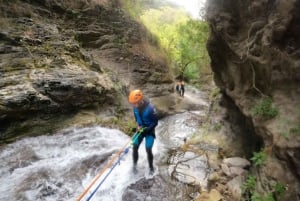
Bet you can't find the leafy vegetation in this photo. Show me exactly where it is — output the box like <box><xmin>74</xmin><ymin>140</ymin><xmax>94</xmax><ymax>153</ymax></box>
<box><xmin>121</xmin><ymin>0</ymin><xmax>166</xmax><ymax>18</ymax></box>
<box><xmin>243</xmin><ymin>174</ymin><xmax>286</xmax><ymax>201</ymax></box>
<box><xmin>289</xmin><ymin>126</ymin><xmax>300</xmax><ymax>135</ymax></box>
<box><xmin>264</xmin><ymin>193</ymin><xmax>275</xmax><ymax>201</ymax></box>
<box><xmin>282</xmin><ymin>125</ymin><xmax>300</xmax><ymax>138</ymax></box>
<box><xmin>297</xmin><ymin>106</ymin><xmax>300</xmax><ymax>116</ymax></box>
<box><xmin>213</xmin><ymin>123</ymin><xmax>222</xmax><ymax>132</ymax></box>
<box><xmin>96</xmin><ymin>116</ymin><xmax>137</xmax><ymax>136</ymax></box>
<box><xmin>141</xmin><ymin>9</ymin><xmax>210</xmax><ymax>82</ymax></box>
<box><xmin>250</xmin><ymin>193</ymin><xmax>263</xmax><ymax>201</ymax></box>
<box><xmin>277</xmin><ymin>116</ymin><xmax>300</xmax><ymax>139</ymax></box>
<box><xmin>250</xmin><ymin>150</ymin><xmax>267</xmax><ymax>166</ymax></box>
<box><xmin>251</xmin><ymin>98</ymin><xmax>278</xmax><ymax>119</ymax></box>
<box><xmin>243</xmin><ymin>175</ymin><xmax>257</xmax><ymax>194</ymax></box>
<box><xmin>122</xmin><ymin>0</ymin><xmax>210</xmax><ymax>83</ymax></box>
<box><xmin>274</xmin><ymin>182</ymin><xmax>286</xmax><ymax>198</ymax></box>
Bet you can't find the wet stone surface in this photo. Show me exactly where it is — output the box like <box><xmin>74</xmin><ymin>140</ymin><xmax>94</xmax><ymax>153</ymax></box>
<box><xmin>122</xmin><ymin>175</ymin><xmax>199</xmax><ymax>201</ymax></box>
<box><xmin>122</xmin><ymin>176</ymin><xmax>176</xmax><ymax>201</ymax></box>
<box><xmin>168</xmin><ymin>150</ymin><xmax>212</xmax><ymax>190</ymax></box>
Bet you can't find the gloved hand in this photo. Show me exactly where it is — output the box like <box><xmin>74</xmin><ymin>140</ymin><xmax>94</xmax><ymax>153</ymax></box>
<box><xmin>139</xmin><ymin>127</ymin><xmax>148</xmax><ymax>136</ymax></box>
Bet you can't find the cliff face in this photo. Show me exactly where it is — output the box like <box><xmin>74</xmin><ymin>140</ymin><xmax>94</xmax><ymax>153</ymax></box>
<box><xmin>206</xmin><ymin>0</ymin><xmax>300</xmax><ymax>199</ymax></box>
<box><xmin>0</xmin><ymin>0</ymin><xmax>173</xmax><ymax>141</ymax></box>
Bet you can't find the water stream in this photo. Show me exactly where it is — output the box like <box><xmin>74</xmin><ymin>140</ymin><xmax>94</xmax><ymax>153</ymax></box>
<box><xmin>0</xmin><ymin>86</ymin><xmax>212</xmax><ymax>201</ymax></box>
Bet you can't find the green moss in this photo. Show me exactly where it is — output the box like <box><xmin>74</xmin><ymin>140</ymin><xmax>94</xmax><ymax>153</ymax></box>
<box><xmin>283</xmin><ymin>125</ymin><xmax>300</xmax><ymax>139</ymax></box>
<box><xmin>210</xmin><ymin>87</ymin><xmax>220</xmax><ymax>98</ymax></box>
<box><xmin>279</xmin><ymin>118</ymin><xmax>300</xmax><ymax>139</ymax></box>
<box><xmin>96</xmin><ymin>116</ymin><xmax>136</xmax><ymax>137</ymax></box>
<box><xmin>213</xmin><ymin>123</ymin><xmax>222</xmax><ymax>132</ymax></box>
<box><xmin>251</xmin><ymin>98</ymin><xmax>278</xmax><ymax>119</ymax></box>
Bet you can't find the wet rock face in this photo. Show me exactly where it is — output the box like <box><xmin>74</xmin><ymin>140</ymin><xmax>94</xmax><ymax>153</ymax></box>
<box><xmin>122</xmin><ymin>177</ymin><xmax>177</xmax><ymax>201</ymax></box>
<box><xmin>0</xmin><ymin>0</ymin><xmax>173</xmax><ymax>140</ymax></box>
<box><xmin>0</xmin><ymin>7</ymin><xmax>119</xmax><ymax>139</ymax></box>
<box><xmin>206</xmin><ymin>0</ymin><xmax>300</xmax><ymax>199</ymax></box>
<box><xmin>122</xmin><ymin>176</ymin><xmax>197</xmax><ymax>201</ymax></box>
<box><xmin>0</xmin><ymin>4</ymin><xmax>118</xmax><ymax>107</ymax></box>
<box><xmin>207</xmin><ymin>0</ymin><xmax>300</xmax><ymax>95</ymax></box>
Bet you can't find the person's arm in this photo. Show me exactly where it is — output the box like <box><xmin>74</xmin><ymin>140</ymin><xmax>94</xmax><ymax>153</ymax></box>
<box><xmin>144</xmin><ymin>105</ymin><xmax>158</xmax><ymax>133</ymax></box>
<box><xmin>133</xmin><ymin>108</ymin><xmax>140</xmax><ymax>129</ymax></box>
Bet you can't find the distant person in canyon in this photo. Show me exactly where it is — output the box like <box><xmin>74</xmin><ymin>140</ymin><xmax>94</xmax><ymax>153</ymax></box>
<box><xmin>175</xmin><ymin>79</ymin><xmax>185</xmax><ymax>97</ymax></box>
<box><xmin>175</xmin><ymin>80</ymin><xmax>181</xmax><ymax>94</ymax></box>
<box><xmin>128</xmin><ymin>89</ymin><xmax>158</xmax><ymax>174</ymax></box>
<box><xmin>179</xmin><ymin>80</ymin><xmax>185</xmax><ymax>97</ymax></box>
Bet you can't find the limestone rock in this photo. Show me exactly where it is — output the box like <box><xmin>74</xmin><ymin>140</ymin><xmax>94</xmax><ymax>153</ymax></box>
<box><xmin>226</xmin><ymin>176</ymin><xmax>244</xmax><ymax>201</ymax></box>
<box><xmin>196</xmin><ymin>189</ymin><xmax>222</xmax><ymax>201</ymax></box>
<box><xmin>223</xmin><ymin>157</ymin><xmax>250</xmax><ymax>168</ymax></box>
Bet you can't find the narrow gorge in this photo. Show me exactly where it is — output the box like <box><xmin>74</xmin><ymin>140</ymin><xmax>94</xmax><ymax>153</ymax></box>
<box><xmin>0</xmin><ymin>0</ymin><xmax>299</xmax><ymax>201</ymax></box>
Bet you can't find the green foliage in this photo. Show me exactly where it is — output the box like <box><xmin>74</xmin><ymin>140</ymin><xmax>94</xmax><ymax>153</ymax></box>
<box><xmin>213</xmin><ymin>123</ymin><xmax>222</xmax><ymax>132</ymax></box>
<box><xmin>289</xmin><ymin>126</ymin><xmax>300</xmax><ymax>135</ymax></box>
<box><xmin>242</xmin><ymin>174</ymin><xmax>287</xmax><ymax>201</ymax></box>
<box><xmin>122</xmin><ymin>0</ymin><xmax>166</xmax><ymax>19</ymax></box>
<box><xmin>181</xmin><ymin>21</ymin><xmax>210</xmax><ymax>81</ymax></box>
<box><xmin>121</xmin><ymin>0</ymin><xmax>144</xmax><ymax>18</ymax></box>
<box><xmin>278</xmin><ymin>116</ymin><xmax>300</xmax><ymax>139</ymax></box>
<box><xmin>250</xmin><ymin>193</ymin><xmax>275</xmax><ymax>201</ymax></box>
<box><xmin>252</xmin><ymin>98</ymin><xmax>279</xmax><ymax>119</ymax></box>
<box><xmin>274</xmin><ymin>182</ymin><xmax>286</xmax><ymax>198</ymax></box>
<box><xmin>281</xmin><ymin>131</ymin><xmax>289</xmax><ymax>139</ymax></box>
<box><xmin>140</xmin><ymin>6</ymin><xmax>189</xmax><ymax>49</ymax></box>
<box><xmin>264</xmin><ymin>194</ymin><xmax>275</xmax><ymax>201</ymax></box>
<box><xmin>138</xmin><ymin>5</ymin><xmax>210</xmax><ymax>82</ymax></box>
<box><xmin>243</xmin><ymin>175</ymin><xmax>256</xmax><ymax>194</ymax></box>
<box><xmin>250</xmin><ymin>150</ymin><xmax>267</xmax><ymax>166</ymax></box>
<box><xmin>281</xmin><ymin>125</ymin><xmax>300</xmax><ymax>139</ymax></box>
<box><xmin>122</xmin><ymin>0</ymin><xmax>211</xmax><ymax>82</ymax></box>
<box><xmin>174</xmin><ymin>20</ymin><xmax>210</xmax><ymax>80</ymax></box>
<box><xmin>251</xmin><ymin>193</ymin><xmax>263</xmax><ymax>201</ymax></box>
<box><xmin>297</xmin><ymin>107</ymin><xmax>300</xmax><ymax>116</ymax></box>
<box><xmin>210</xmin><ymin>87</ymin><xmax>220</xmax><ymax>98</ymax></box>
<box><xmin>97</xmin><ymin>117</ymin><xmax>136</xmax><ymax>136</ymax></box>
<box><xmin>184</xmin><ymin>64</ymin><xmax>199</xmax><ymax>80</ymax></box>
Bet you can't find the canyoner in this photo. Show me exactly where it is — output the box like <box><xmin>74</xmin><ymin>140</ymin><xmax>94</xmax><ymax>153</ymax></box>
<box><xmin>76</xmin><ymin>129</ymin><xmax>145</xmax><ymax>201</ymax></box>
<box><xmin>128</xmin><ymin>89</ymin><xmax>159</xmax><ymax>175</ymax></box>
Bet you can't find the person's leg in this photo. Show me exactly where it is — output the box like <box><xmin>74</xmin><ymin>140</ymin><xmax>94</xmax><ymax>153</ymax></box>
<box><xmin>132</xmin><ymin>135</ymin><xmax>143</xmax><ymax>167</ymax></box>
<box><xmin>145</xmin><ymin>135</ymin><xmax>155</xmax><ymax>172</ymax></box>
<box><xmin>132</xmin><ymin>146</ymin><xmax>139</xmax><ymax>165</ymax></box>
<box><xmin>146</xmin><ymin>148</ymin><xmax>153</xmax><ymax>170</ymax></box>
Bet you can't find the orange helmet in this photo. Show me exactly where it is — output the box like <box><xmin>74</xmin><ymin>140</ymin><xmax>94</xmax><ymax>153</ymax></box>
<box><xmin>129</xmin><ymin>89</ymin><xmax>143</xmax><ymax>104</ymax></box>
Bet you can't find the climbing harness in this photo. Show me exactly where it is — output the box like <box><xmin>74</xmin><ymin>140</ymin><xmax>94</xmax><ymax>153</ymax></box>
<box><xmin>76</xmin><ymin>128</ymin><xmax>145</xmax><ymax>201</ymax></box>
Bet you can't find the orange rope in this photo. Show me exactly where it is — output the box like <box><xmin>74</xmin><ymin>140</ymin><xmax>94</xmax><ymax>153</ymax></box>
<box><xmin>76</xmin><ymin>139</ymin><xmax>131</xmax><ymax>201</ymax></box>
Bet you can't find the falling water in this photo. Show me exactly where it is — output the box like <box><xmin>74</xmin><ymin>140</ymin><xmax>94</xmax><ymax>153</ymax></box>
<box><xmin>0</xmin><ymin>127</ymin><xmax>155</xmax><ymax>201</ymax></box>
<box><xmin>0</xmin><ymin>85</ymin><xmax>212</xmax><ymax>201</ymax></box>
